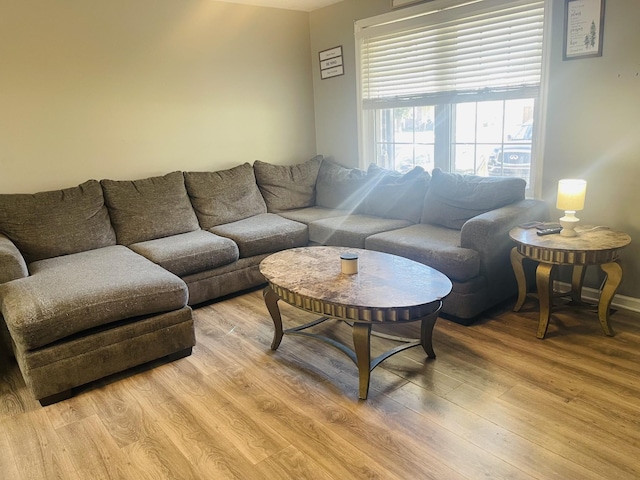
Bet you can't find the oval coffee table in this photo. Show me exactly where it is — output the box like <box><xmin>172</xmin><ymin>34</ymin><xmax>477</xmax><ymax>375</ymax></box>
<box><xmin>259</xmin><ymin>246</ymin><xmax>452</xmax><ymax>399</ymax></box>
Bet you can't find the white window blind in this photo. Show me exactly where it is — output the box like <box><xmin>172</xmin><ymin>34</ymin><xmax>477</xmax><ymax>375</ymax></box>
<box><xmin>357</xmin><ymin>0</ymin><xmax>545</xmax><ymax>108</ymax></box>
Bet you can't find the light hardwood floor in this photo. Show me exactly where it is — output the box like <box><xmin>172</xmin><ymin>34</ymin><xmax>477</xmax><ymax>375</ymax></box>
<box><xmin>1</xmin><ymin>288</ymin><xmax>639</xmax><ymax>479</ymax></box>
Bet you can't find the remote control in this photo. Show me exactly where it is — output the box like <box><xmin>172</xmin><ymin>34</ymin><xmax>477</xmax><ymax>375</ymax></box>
<box><xmin>537</xmin><ymin>227</ymin><xmax>562</xmax><ymax>236</ymax></box>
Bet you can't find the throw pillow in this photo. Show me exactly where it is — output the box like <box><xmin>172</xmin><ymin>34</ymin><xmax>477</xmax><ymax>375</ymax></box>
<box><xmin>184</xmin><ymin>163</ymin><xmax>267</xmax><ymax>229</ymax></box>
<box><xmin>315</xmin><ymin>159</ymin><xmax>370</xmax><ymax>212</ymax></box>
<box><xmin>254</xmin><ymin>156</ymin><xmax>323</xmax><ymax>212</ymax></box>
<box><xmin>363</xmin><ymin>164</ymin><xmax>431</xmax><ymax>223</ymax></box>
<box><xmin>101</xmin><ymin>171</ymin><xmax>200</xmax><ymax>245</ymax></box>
<box><xmin>0</xmin><ymin>180</ymin><xmax>116</xmax><ymax>263</ymax></box>
<box><xmin>421</xmin><ymin>168</ymin><xmax>526</xmax><ymax>229</ymax></box>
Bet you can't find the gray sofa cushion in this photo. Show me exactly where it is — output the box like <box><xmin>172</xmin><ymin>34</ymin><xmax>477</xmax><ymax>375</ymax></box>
<box><xmin>254</xmin><ymin>156</ymin><xmax>323</xmax><ymax>212</ymax></box>
<box><xmin>363</xmin><ymin>164</ymin><xmax>430</xmax><ymax>223</ymax></box>
<box><xmin>0</xmin><ymin>245</ymin><xmax>188</xmax><ymax>351</ymax></box>
<box><xmin>315</xmin><ymin>160</ymin><xmax>371</xmax><ymax>212</ymax></box>
<box><xmin>184</xmin><ymin>163</ymin><xmax>267</xmax><ymax>228</ymax></box>
<box><xmin>365</xmin><ymin>223</ymin><xmax>481</xmax><ymax>282</ymax></box>
<box><xmin>209</xmin><ymin>213</ymin><xmax>308</xmax><ymax>258</ymax></box>
<box><xmin>0</xmin><ymin>180</ymin><xmax>116</xmax><ymax>263</ymax></box>
<box><xmin>309</xmin><ymin>214</ymin><xmax>412</xmax><ymax>249</ymax></box>
<box><xmin>277</xmin><ymin>206</ymin><xmax>349</xmax><ymax>225</ymax></box>
<box><xmin>129</xmin><ymin>230</ymin><xmax>239</xmax><ymax>277</ymax></box>
<box><xmin>101</xmin><ymin>172</ymin><xmax>200</xmax><ymax>245</ymax></box>
<box><xmin>421</xmin><ymin>168</ymin><xmax>526</xmax><ymax>229</ymax></box>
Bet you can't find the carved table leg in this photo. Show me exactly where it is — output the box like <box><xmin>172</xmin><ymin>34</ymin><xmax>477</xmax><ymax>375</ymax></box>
<box><xmin>571</xmin><ymin>265</ymin><xmax>586</xmax><ymax>304</ymax></box>
<box><xmin>263</xmin><ymin>286</ymin><xmax>284</xmax><ymax>350</ymax></box>
<box><xmin>535</xmin><ymin>262</ymin><xmax>556</xmax><ymax>339</ymax></box>
<box><xmin>598</xmin><ymin>262</ymin><xmax>622</xmax><ymax>336</ymax></box>
<box><xmin>352</xmin><ymin>323</ymin><xmax>372</xmax><ymax>400</ymax></box>
<box><xmin>511</xmin><ymin>247</ymin><xmax>528</xmax><ymax>312</ymax></box>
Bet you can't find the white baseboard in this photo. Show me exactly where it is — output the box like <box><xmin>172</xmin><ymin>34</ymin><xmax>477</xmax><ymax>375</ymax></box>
<box><xmin>555</xmin><ymin>281</ymin><xmax>640</xmax><ymax>313</ymax></box>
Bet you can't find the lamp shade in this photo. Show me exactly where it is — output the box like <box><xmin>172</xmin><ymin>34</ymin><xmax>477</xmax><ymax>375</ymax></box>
<box><xmin>556</xmin><ymin>179</ymin><xmax>587</xmax><ymax>211</ymax></box>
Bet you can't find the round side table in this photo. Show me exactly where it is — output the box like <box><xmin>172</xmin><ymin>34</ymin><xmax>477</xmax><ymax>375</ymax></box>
<box><xmin>509</xmin><ymin>225</ymin><xmax>631</xmax><ymax>339</ymax></box>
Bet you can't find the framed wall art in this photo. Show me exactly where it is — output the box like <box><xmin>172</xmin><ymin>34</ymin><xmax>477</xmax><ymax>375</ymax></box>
<box><xmin>563</xmin><ymin>0</ymin><xmax>605</xmax><ymax>60</ymax></box>
<box><xmin>319</xmin><ymin>46</ymin><xmax>344</xmax><ymax>80</ymax></box>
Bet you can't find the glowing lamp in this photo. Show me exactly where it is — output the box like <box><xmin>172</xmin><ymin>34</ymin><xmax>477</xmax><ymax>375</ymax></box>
<box><xmin>556</xmin><ymin>179</ymin><xmax>587</xmax><ymax>237</ymax></box>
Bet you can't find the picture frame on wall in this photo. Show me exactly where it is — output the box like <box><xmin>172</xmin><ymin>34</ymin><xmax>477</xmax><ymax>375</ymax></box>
<box><xmin>319</xmin><ymin>46</ymin><xmax>344</xmax><ymax>80</ymax></box>
<box><xmin>563</xmin><ymin>0</ymin><xmax>605</xmax><ymax>60</ymax></box>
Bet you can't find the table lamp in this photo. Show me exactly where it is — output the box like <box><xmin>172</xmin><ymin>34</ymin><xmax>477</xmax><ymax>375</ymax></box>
<box><xmin>556</xmin><ymin>179</ymin><xmax>587</xmax><ymax>237</ymax></box>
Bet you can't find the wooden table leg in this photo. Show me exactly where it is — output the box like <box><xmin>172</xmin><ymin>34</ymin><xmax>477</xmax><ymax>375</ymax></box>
<box><xmin>511</xmin><ymin>247</ymin><xmax>528</xmax><ymax>312</ymax></box>
<box><xmin>263</xmin><ymin>286</ymin><xmax>284</xmax><ymax>350</ymax></box>
<box><xmin>598</xmin><ymin>262</ymin><xmax>622</xmax><ymax>336</ymax></box>
<box><xmin>535</xmin><ymin>262</ymin><xmax>556</xmax><ymax>339</ymax></box>
<box><xmin>352</xmin><ymin>323</ymin><xmax>372</xmax><ymax>400</ymax></box>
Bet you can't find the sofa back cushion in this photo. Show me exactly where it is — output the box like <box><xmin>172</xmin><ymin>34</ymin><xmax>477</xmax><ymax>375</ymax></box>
<box><xmin>184</xmin><ymin>163</ymin><xmax>267</xmax><ymax>229</ymax></box>
<box><xmin>421</xmin><ymin>168</ymin><xmax>526</xmax><ymax>229</ymax></box>
<box><xmin>0</xmin><ymin>180</ymin><xmax>116</xmax><ymax>262</ymax></box>
<box><xmin>363</xmin><ymin>164</ymin><xmax>430</xmax><ymax>223</ymax></box>
<box><xmin>254</xmin><ymin>156</ymin><xmax>323</xmax><ymax>212</ymax></box>
<box><xmin>315</xmin><ymin>160</ymin><xmax>370</xmax><ymax>212</ymax></box>
<box><xmin>101</xmin><ymin>171</ymin><xmax>200</xmax><ymax>245</ymax></box>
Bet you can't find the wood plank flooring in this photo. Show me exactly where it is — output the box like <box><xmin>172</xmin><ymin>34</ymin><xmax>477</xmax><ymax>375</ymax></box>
<box><xmin>1</xmin><ymin>288</ymin><xmax>640</xmax><ymax>479</ymax></box>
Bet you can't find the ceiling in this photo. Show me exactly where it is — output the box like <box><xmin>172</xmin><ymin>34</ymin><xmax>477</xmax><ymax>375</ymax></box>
<box><xmin>213</xmin><ymin>0</ymin><xmax>344</xmax><ymax>11</ymax></box>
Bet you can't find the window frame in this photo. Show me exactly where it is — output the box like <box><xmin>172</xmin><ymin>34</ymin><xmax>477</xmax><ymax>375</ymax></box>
<box><xmin>355</xmin><ymin>0</ymin><xmax>553</xmax><ymax>198</ymax></box>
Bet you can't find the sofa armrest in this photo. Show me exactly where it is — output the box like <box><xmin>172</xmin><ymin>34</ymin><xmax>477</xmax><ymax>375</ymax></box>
<box><xmin>459</xmin><ymin>199</ymin><xmax>549</xmax><ymax>301</ymax></box>
<box><xmin>460</xmin><ymin>199</ymin><xmax>549</xmax><ymax>252</ymax></box>
<box><xmin>0</xmin><ymin>234</ymin><xmax>29</xmax><ymax>284</ymax></box>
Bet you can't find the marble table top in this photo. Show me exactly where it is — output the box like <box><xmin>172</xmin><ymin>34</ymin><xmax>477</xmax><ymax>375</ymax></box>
<box><xmin>259</xmin><ymin>246</ymin><xmax>452</xmax><ymax>318</ymax></box>
<box><xmin>509</xmin><ymin>225</ymin><xmax>631</xmax><ymax>265</ymax></box>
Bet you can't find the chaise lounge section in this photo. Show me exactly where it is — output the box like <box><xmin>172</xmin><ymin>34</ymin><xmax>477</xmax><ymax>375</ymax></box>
<box><xmin>0</xmin><ymin>180</ymin><xmax>196</xmax><ymax>405</ymax></box>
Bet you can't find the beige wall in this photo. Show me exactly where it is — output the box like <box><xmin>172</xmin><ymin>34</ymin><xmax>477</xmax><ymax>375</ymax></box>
<box><xmin>310</xmin><ymin>0</ymin><xmax>389</xmax><ymax>168</ymax></box>
<box><xmin>542</xmin><ymin>0</ymin><xmax>640</xmax><ymax>295</ymax></box>
<box><xmin>0</xmin><ymin>0</ymin><xmax>316</xmax><ymax>194</ymax></box>
<box><xmin>311</xmin><ymin>0</ymin><xmax>640</xmax><ymax>300</ymax></box>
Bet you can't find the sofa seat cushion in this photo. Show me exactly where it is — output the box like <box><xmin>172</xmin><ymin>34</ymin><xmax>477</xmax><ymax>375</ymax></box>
<box><xmin>0</xmin><ymin>245</ymin><xmax>188</xmax><ymax>351</ymax></box>
<box><xmin>101</xmin><ymin>172</ymin><xmax>200</xmax><ymax>245</ymax></box>
<box><xmin>277</xmin><ymin>206</ymin><xmax>349</xmax><ymax>225</ymax></box>
<box><xmin>254</xmin><ymin>156</ymin><xmax>323</xmax><ymax>212</ymax></box>
<box><xmin>209</xmin><ymin>213</ymin><xmax>308</xmax><ymax>258</ymax></box>
<box><xmin>184</xmin><ymin>163</ymin><xmax>267</xmax><ymax>228</ymax></box>
<box><xmin>0</xmin><ymin>180</ymin><xmax>116</xmax><ymax>263</ymax></box>
<box><xmin>309</xmin><ymin>215</ymin><xmax>412</xmax><ymax>249</ymax></box>
<box><xmin>365</xmin><ymin>224</ymin><xmax>481</xmax><ymax>282</ymax></box>
<box><xmin>128</xmin><ymin>230</ymin><xmax>239</xmax><ymax>277</ymax></box>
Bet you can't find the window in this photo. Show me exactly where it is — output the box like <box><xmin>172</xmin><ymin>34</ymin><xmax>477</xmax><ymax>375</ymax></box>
<box><xmin>356</xmin><ymin>0</ymin><xmax>548</xmax><ymax>192</ymax></box>
<box><xmin>374</xmin><ymin>105</ymin><xmax>435</xmax><ymax>173</ymax></box>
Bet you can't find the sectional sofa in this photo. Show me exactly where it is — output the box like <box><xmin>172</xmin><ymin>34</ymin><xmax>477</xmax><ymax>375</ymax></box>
<box><xmin>0</xmin><ymin>157</ymin><xmax>548</xmax><ymax>405</ymax></box>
